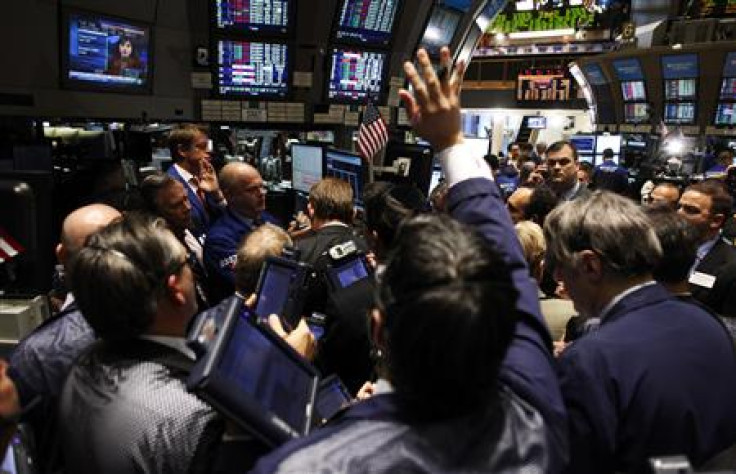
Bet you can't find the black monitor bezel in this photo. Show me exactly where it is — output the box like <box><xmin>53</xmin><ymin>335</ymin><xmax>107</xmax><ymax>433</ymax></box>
<box><xmin>59</xmin><ymin>6</ymin><xmax>154</xmax><ymax>95</ymax></box>
<box><xmin>209</xmin><ymin>0</ymin><xmax>297</xmax><ymax>39</ymax></box>
<box><xmin>325</xmin><ymin>46</ymin><xmax>389</xmax><ymax>104</ymax></box>
<box><xmin>330</xmin><ymin>0</ymin><xmax>404</xmax><ymax>49</ymax></box>
<box><xmin>211</xmin><ymin>36</ymin><xmax>294</xmax><ymax>100</ymax></box>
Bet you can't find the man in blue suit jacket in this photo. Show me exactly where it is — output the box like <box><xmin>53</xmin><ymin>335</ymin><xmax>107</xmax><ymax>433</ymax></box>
<box><xmin>166</xmin><ymin>124</ymin><xmax>226</xmax><ymax>241</ymax></box>
<box><xmin>546</xmin><ymin>191</ymin><xmax>736</xmax><ymax>473</ymax></box>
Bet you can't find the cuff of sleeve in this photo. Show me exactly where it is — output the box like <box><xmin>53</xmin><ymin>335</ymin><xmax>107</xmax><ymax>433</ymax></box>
<box><xmin>438</xmin><ymin>144</ymin><xmax>494</xmax><ymax>188</ymax></box>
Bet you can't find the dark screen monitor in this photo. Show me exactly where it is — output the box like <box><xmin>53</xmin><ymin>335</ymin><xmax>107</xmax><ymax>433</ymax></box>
<box><xmin>624</xmin><ymin>103</ymin><xmax>649</xmax><ymax>124</ymax></box>
<box><xmin>324</xmin><ymin>149</ymin><xmax>364</xmax><ymax>209</ymax></box>
<box><xmin>334</xmin><ymin>0</ymin><xmax>401</xmax><ymax>47</ymax></box>
<box><xmin>621</xmin><ymin>81</ymin><xmax>646</xmax><ymax>101</ymax></box>
<box><xmin>664</xmin><ymin>79</ymin><xmax>696</xmax><ymax>100</ymax></box>
<box><xmin>664</xmin><ymin>102</ymin><xmax>696</xmax><ymax>124</ymax></box>
<box><xmin>61</xmin><ymin>9</ymin><xmax>152</xmax><ymax>93</ymax></box>
<box><xmin>570</xmin><ymin>135</ymin><xmax>596</xmax><ymax>155</ymax></box>
<box><xmin>527</xmin><ymin>116</ymin><xmax>547</xmax><ymax>129</ymax></box>
<box><xmin>418</xmin><ymin>4</ymin><xmax>463</xmax><ymax>56</ymax></box>
<box><xmin>213</xmin><ymin>0</ymin><xmax>292</xmax><ymax>35</ymax></box>
<box><xmin>715</xmin><ymin>102</ymin><xmax>736</xmax><ymax>126</ymax></box>
<box><xmin>186</xmin><ymin>297</ymin><xmax>319</xmax><ymax>447</ymax></box>
<box><xmin>327</xmin><ymin>49</ymin><xmax>385</xmax><ymax>102</ymax></box>
<box><xmin>216</xmin><ymin>40</ymin><xmax>290</xmax><ymax>98</ymax></box>
<box><xmin>383</xmin><ymin>141</ymin><xmax>434</xmax><ymax>197</ymax></box>
<box><xmin>291</xmin><ymin>144</ymin><xmax>323</xmax><ymax>193</ymax></box>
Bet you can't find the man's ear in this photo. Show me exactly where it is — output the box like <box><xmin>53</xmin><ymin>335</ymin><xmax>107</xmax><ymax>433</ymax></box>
<box><xmin>166</xmin><ymin>274</ymin><xmax>186</xmax><ymax>306</ymax></box>
<box><xmin>578</xmin><ymin>249</ymin><xmax>604</xmax><ymax>281</ymax></box>
<box><xmin>712</xmin><ymin>213</ymin><xmax>726</xmax><ymax>231</ymax></box>
<box><xmin>55</xmin><ymin>243</ymin><xmax>66</xmax><ymax>266</ymax></box>
<box><xmin>370</xmin><ymin>308</ymin><xmax>386</xmax><ymax>351</ymax></box>
<box><xmin>306</xmin><ymin>202</ymin><xmax>315</xmax><ymax>219</ymax></box>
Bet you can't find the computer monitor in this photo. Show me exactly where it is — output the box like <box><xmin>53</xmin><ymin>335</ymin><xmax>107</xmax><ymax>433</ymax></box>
<box><xmin>186</xmin><ymin>297</ymin><xmax>320</xmax><ymax>447</ymax></box>
<box><xmin>324</xmin><ymin>149</ymin><xmax>364</xmax><ymax>209</ymax></box>
<box><xmin>527</xmin><ymin>116</ymin><xmax>547</xmax><ymax>129</ymax></box>
<box><xmin>661</xmin><ymin>54</ymin><xmax>699</xmax><ymax>79</ymax></box>
<box><xmin>418</xmin><ymin>4</ymin><xmax>463</xmax><ymax>56</ymax></box>
<box><xmin>612</xmin><ymin>58</ymin><xmax>644</xmax><ymax>81</ymax></box>
<box><xmin>664</xmin><ymin>102</ymin><xmax>696</xmax><ymax>124</ymax></box>
<box><xmin>291</xmin><ymin>144</ymin><xmax>323</xmax><ymax>194</ymax></box>
<box><xmin>664</xmin><ymin>79</ymin><xmax>696</xmax><ymax>100</ymax></box>
<box><xmin>570</xmin><ymin>135</ymin><xmax>596</xmax><ymax>155</ymax></box>
<box><xmin>212</xmin><ymin>0</ymin><xmax>292</xmax><ymax>35</ymax></box>
<box><xmin>624</xmin><ymin>103</ymin><xmax>649</xmax><ymax>124</ymax></box>
<box><xmin>383</xmin><ymin>142</ymin><xmax>434</xmax><ymax>196</ymax></box>
<box><xmin>216</xmin><ymin>40</ymin><xmax>290</xmax><ymax>98</ymax></box>
<box><xmin>327</xmin><ymin>49</ymin><xmax>386</xmax><ymax>102</ymax></box>
<box><xmin>720</xmin><ymin>77</ymin><xmax>736</xmax><ymax>100</ymax></box>
<box><xmin>715</xmin><ymin>102</ymin><xmax>736</xmax><ymax>126</ymax></box>
<box><xmin>61</xmin><ymin>8</ymin><xmax>152</xmax><ymax>93</ymax></box>
<box><xmin>333</xmin><ymin>0</ymin><xmax>401</xmax><ymax>47</ymax></box>
<box><xmin>595</xmin><ymin>135</ymin><xmax>622</xmax><ymax>155</ymax></box>
<box><xmin>621</xmin><ymin>81</ymin><xmax>646</xmax><ymax>101</ymax></box>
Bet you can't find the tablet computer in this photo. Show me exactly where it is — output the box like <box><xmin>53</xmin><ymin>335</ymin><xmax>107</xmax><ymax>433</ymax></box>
<box><xmin>254</xmin><ymin>255</ymin><xmax>312</xmax><ymax>331</ymax></box>
<box><xmin>187</xmin><ymin>296</ymin><xmax>319</xmax><ymax>447</ymax></box>
<box><xmin>314</xmin><ymin>374</ymin><xmax>353</xmax><ymax>425</ymax></box>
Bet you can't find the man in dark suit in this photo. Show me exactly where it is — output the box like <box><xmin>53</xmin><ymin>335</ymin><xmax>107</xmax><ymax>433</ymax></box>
<box><xmin>166</xmin><ymin>123</ymin><xmax>226</xmax><ymax>241</ymax></box>
<box><xmin>545</xmin><ymin>140</ymin><xmax>592</xmax><ymax>202</ymax></box>
<box><xmin>547</xmin><ymin>190</ymin><xmax>736</xmax><ymax>473</ymax></box>
<box><xmin>678</xmin><ymin>179</ymin><xmax>736</xmax><ymax>319</ymax></box>
<box><xmin>203</xmin><ymin>162</ymin><xmax>279</xmax><ymax>303</ymax></box>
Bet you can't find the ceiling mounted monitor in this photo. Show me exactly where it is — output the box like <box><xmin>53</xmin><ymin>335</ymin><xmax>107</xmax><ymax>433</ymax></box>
<box><xmin>61</xmin><ymin>8</ymin><xmax>153</xmax><ymax>93</ymax></box>
<box><xmin>327</xmin><ymin>48</ymin><xmax>386</xmax><ymax>103</ymax></box>
<box><xmin>418</xmin><ymin>4</ymin><xmax>463</xmax><ymax>56</ymax></box>
<box><xmin>216</xmin><ymin>40</ymin><xmax>290</xmax><ymax>98</ymax></box>
<box><xmin>212</xmin><ymin>0</ymin><xmax>292</xmax><ymax>36</ymax></box>
<box><xmin>334</xmin><ymin>0</ymin><xmax>401</xmax><ymax>47</ymax></box>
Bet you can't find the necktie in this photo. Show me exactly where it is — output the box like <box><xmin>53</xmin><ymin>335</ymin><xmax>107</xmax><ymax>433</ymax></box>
<box><xmin>189</xmin><ymin>177</ymin><xmax>206</xmax><ymax>204</ymax></box>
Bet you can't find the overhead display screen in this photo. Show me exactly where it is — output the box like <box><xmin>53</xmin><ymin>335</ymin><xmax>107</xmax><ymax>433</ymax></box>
<box><xmin>63</xmin><ymin>10</ymin><xmax>152</xmax><ymax>92</ymax></box>
<box><xmin>328</xmin><ymin>49</ymin><xmax>385</xmax><ymax>102</ymax></box>
<box><xmin>517</xmin><ymin>72</ymin><xmax>571</xmax><ymax>101</ymax></box>
<box><xmin>582</xmin><ymin>63</ymin><xmax>607</xmax><ymax>86</ymax></box>
<box><xmin>335</xmin><ymin>0</ymin><xmax>401</xmax><ymax>47</ymax></box>
<box><xmin>213</xmin><ymin>0</ymin><xmax>291</xmax><ymax>35</ymax></box>
<box><xmin>217</xmin><ymin>40</ymin><xmax>289</xmax><ymax>98</ymax></box>
<box><xmin>621</xmin><ymin>81</ymin><xmax>646</xmax><ymax>101</ymax></box>
<box><xmin>661</xmin><ymin>54</ymin><xmax>699</xmax><ymax>79</ymax></box>
<box><xmin>612</xmin><ymin>58</ymin><xmax>644</xmax><ymax>81</ymax></box>
<box><xmin>624</xmin><ymin>103</ymin><xmax>648</xmax><ymax>124</ymax></box>
<box><xmin>418</xmin><ymin>4</ymin><xmax>463</xmax><ymax>56</ymax></box>
<box><xmin>715</xmin><ymin>102</ymin><xmax>736</xmax><ymax>125</ymax></box>
<box><xmin>664</xmin><ymin>102</ymin><xmax>696</xmax><ymax>124</ymax></box>
<box><xmin>664</xmin><ymin>79</ymin><xmax>696</xmax><ymax>100</ymax></box>
<box><xmin>570</xmin><ymin>135</ymin><xmax>595</xmax><ymax>155</ymax></box>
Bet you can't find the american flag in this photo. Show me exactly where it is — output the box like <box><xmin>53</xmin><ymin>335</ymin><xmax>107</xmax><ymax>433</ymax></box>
<box><xmin>357</xmin><ymin>102</ymin><xmax>388</xmax><ymax>161</ymax></box>
<box><xmin>0</xmin><ymin>227</ymin><xmax>23</xmax><ymax>263</ymax></box>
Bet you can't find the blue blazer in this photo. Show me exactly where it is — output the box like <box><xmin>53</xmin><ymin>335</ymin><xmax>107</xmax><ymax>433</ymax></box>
<box><xmin>167</xmin><ymin>165</ymin><xmax>221</xmax><ymax>241</ymax></box>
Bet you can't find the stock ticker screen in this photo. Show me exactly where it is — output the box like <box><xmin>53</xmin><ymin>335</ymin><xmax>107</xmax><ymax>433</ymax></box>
<box><xmin>335</xmin><ymin>0</ymin><xmax>400</xmax><ymax>46</ymax></box>
<box><xmin>217</xmin><ymin>40</ymin><xmax>289</xmax><ymax>97</ymax></box>
<box><xmin>324</xmin><ymin>150</ymin><xmax>364</xmax><ymax>209</ymax></box>
<box><xmin>328</xmin><ymin>49</ymin><xmax>385</xmax><ymax>102</ymax></box>
<box><xmin>214</xmin><ymin>0</ymin><xmax>291</xmax><ymax>34</ymax></box>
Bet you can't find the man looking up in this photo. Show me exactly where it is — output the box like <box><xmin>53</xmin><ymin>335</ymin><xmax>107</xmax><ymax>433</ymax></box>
<box><xmin>204</xmin><ymin>162</ymin><xmax>278</xmax><ymax>303</ymax></box>
<box><xmin>166</xmin><ymin>123</ymin><xmax>226</xmax><ymax>240</ymax></box>
<box><xmin>546</xmin><ymin>141</ymin><xmax>591</xmax><ymax>201</ymax></box>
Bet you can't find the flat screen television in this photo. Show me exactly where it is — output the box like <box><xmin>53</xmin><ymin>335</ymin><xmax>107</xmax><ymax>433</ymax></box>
<box><xmin>720</xmin><ymin>77</ymin><xmax>736</xmax><ymax>100</ymax></box>
<box><xmin>527</xmin><ymin>116</ymin><xmax>547</xmax><ymax>129</ymax></box>
<box><xmin>621</xmin><ymin>81</ymin><xmax>646</xmax><ymax>101</ymax></box>
<box><xmin>216</xmin><ymin>40</ymin><xmax>290</xmax><ymax>98</ymax></box>
<box><xmin>327</xmin><ymin>49</ymin><xmax>385</xmax><ymax>102</ymax></box>
<box><xmin>595</xmin><ymin>135</ymin><xmax>622</xmax><ymax>155</ymax></box>
<box><xmin>570</xmin><ymin>135</ymin><xmax>596</xmax><ymax>155</ymax></box>
<box><xmin>664</xmin><ymin>79</ymin><xmax>696</xmax><ymax>100</ymax></box>
<box><xmin>61</xmin><ymin>9</ymin><xmax>152</xmax><ymax>93</ymax></box>
<box><xmin>661</xmin><ymin>54</ymin><xmax>699</xmax><ymax>79</ymax></box>
<box><xmin>664</xmin><ymin>102</ymin><xmax>696</xmax><ymax>124</ymax></box>
<box><xmin>715</xmin><ymin>102</ymin><xmax>736</xmax><ymax>126</ymax></box>
<box><xmin>334</xmin><ymin>0</ymin><xmax>401</xmax><ymax>47</ymax></box>
<box><xmin>291</xmin><ymin>144</ymin><xmax>323</xmax><ymax>193</ymax></box>
<box><xmin>324</xmin><ymin>149</ymin><xmax>364</xmax><ymax>209</ymax></box>
<box><xmin>624</xmin><ymin>103</ymin><xmax>649</xmax><ymax>124</ymax></box>
<box><xmin>582</xmin><ymin>63</ymin><xmax>607</xmax><ymax>86</ymax></box>
<box><xmin>612</xmin><ymin>58</ymin><xmax>644</xmax><ymax>81</ymax></box>
<box><xmin>418</xmin><ymin>4</ymin><xmax>463</xmax><ymax>56</ymax></box>
<box><xmin>212</xmin><ymin>0</ymin><xmax>292</xmax><ymax>35</ymax></box>
<box><xmin>517</xmin><ymin>74</ymin><xmax>571</xmax><ymax>101</ymax></box>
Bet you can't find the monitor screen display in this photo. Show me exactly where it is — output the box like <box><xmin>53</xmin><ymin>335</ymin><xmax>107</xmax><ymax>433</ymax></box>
<box><xmin>291</xmin><ymin>144</ymin><xmax>323</xmax><ymax>193</ymax></box>
<box><xmin>720</xmin><ymin>77</ymin><xmax>736</xmax><ymax>100</ymax></box>
<box><xmin>328</xmin><ymin>49</ymin><xmax>385</xmax><ymax>102</ymax></box>
<box><xmin>213</xmin><ymin>0</ymin><xmax>291</xmax><ymax>35</ymax></box>
<box><xmin>527</xmin><ymin>116</ymin><xmax>547</xmax><ymax>129</ymax></box>
<box><xmin>570</xmin><ymin>135</ymin><xmax>596</xmax><ymax>154</ymax></box>
<box><xmin>595</xmin><ymin>135</ymin><xmax>622</xmax><ymax>155</ymax></box>
<box><xmin>324</xmin><ymin>150</ymin><xmax>363</xmax><ymax>209</ymax></box>
<box><xmin>217</xmin><ymin>40</ymin><xmax>289</xmax><ymax>98</ymax></box>
<box><xmin>62</xmin><ymin>10</ymin><xmax>152</xmax><ymax>92</ymax></box>
<box><xmin>724</xmin><ymin>51</ymin><xmax>736</xmax><ymax>77</ymax></box>
<box><xmin>715</xmin><ymin>102</ymin><xmax>736</xmax><ymax>125</ymax></box>
<box><xmin>624</xmin><ymin>103</ymin><xmax>649</xmax><ymax>123</ymax></box>
<box><xmin>612</xmin><ymin>58</ymin><xmax>644</xmax><ymax>81</ymax></box>
<box><xmin>621</xmin><ymin>81</ymin><xmax>646</xmax><ymax>101</ymax></box>
<box><xmin>582</xmin><ymin>63</ymin><xmax>607</xmax><ymax>85</ymax></box>
<box><xmin>517</xmin><ymin>73</ymin><xmax>571</xmax><ymax>101</ymax></box>
<box><xmin>661</xmin><ymin>54</ymin><xmax>699</xmax><ymax>79</ymax></box>
<box><xmin>664</xmin><ymin>79</ymin><xmax>696</xmax><ymax>100</ymax></box>
<box><xmin>664</xmin><ymin>102</ymin><xmax>696</xmax><ymax>124</ymax></box>
<box><xmin>418</xmin><ymin>4</ymin><xmax>463</xmax><ymax>56</ymax></box>
<box><xmin>334</xmin><ymin>0</ymin><xmax>401</xmax><ymax>46</ymax></box>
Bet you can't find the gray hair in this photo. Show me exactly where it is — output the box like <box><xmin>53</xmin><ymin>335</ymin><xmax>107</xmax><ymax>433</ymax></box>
<box><xmin>544</xmin><ymin>191</ymin><xmax>661</xmax><ymax>277</ymax></box>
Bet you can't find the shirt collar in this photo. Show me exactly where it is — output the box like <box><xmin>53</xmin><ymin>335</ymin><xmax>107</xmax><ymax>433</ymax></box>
<box><xmin>139</xmin><ymin>335</ymin><xmax>196</xmax><ymax>360</ymax></box>
<box><xmin>598</xmin><ymin>280</ymin><xmax>657</xmax><ymax>322</ymax></box>
<box><xmin>697</xmin><ymin>234</ymin><xmax>721</xmax><ymax>261</ymax></box>
<box><xmin>173</xmin><ymin>163</ymin><xmax>195</xmax><ymax>184</ymax></box>
<box><xmin>561</xmin><ymin>179</ymin><xmax>581</xmax><ymax>201</ymax></box>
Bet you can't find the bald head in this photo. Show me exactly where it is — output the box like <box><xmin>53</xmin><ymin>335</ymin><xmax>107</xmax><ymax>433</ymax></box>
<box><xmin>219</xmin><ymin>162</ymin><xmax>266</xmax><ymax>218</ymax></box>
<box><xmin>58</xmin><ymin>204</ymin><xmax>121</xmax><ymax>265</ymax></box>
<box><xmin>507</xmin><ymin>187</ymin><xmax>534</xmax><ymax>224</ymax></box>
